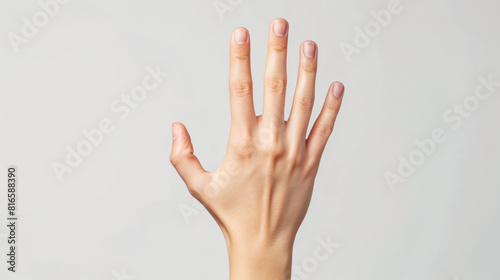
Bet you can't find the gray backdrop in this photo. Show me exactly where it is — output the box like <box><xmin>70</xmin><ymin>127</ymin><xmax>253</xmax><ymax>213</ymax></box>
<box><xmin>1</xmin><ymin>0</ymin><xmax>499</xmax><ymax>279</ymax></box>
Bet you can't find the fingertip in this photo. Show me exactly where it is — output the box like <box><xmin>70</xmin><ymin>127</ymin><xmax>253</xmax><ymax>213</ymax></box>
<box><xmin>333</xmin><ymin>81</ymin><xmax>344</xmax><ymax>88</ymax></box>
<box><xmin>233</xmin><ymin>26</ymin><xmax>248</xmax><ymax>33</ymax></box>
<box><xmin>301</xmin><ymin>40</ymin><xmax>317</xmax><ymax>59</ymax></box>
<box><xmin>171</xmin><ymin>122</ymin><xmax>179</xmax><ymax>140</ymax></box>
<box><xmin>271</xmin><ymin>18</ymin><xmax>288</xmax><ymax>37</ymax></box>
<box><xmin>271</xmin><ymin>17</ymin><xmax>289</xmax><ymax>27</ymax></box>
<box><xmin>331</xmin><ymin>82</ymin><xmax>344</xmax><ymax>99</ymax></box>
<box><xmin>170</xmin><ymin>122</ymin><xmax>194</xmax><ymax>166</ymax></box>
<box><xmin>233</xmin><ymin>27</ymin><xmax>249</xmax><ymax>45</ymax></box>
<box><xmin>171</xmin><ymin>122</ymin><xmax>190</xmax><ymax>143</ymax></box>
<box><xmin>301</xmin><ymin>40</ymin><xmax>317</xmax><ymax>48</ymax></box>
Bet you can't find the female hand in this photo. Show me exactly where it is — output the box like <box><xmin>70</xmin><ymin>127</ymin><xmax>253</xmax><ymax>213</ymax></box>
<box><xmin>170</xmin><ymin>18</ymin><xmax>344</xmax><ymax>280</ymax></box>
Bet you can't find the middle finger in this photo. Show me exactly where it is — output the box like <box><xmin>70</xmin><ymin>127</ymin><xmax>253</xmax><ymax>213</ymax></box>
<box><xmin>262</xmin><ymin>18</ymin><xmax>289</xmax><ymax>131</ymax></box>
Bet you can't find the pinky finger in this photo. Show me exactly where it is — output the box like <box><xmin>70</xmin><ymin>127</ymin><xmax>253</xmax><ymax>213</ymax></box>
<box><xmin>306</xmin><ymin>82</ymin><xmax>344</xmax><ymax>162</ymax></box>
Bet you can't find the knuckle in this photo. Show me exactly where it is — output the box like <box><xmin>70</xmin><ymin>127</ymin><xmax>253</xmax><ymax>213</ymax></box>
<box><xmin>254</xmin><ymin>126</ymin><xmax>275</xmax><ymax>148</ymax></box>
<box><xmin>232</xmin><ymin>139</ymin><xmax>255</xmax><ymax>157</ymax></box>
<box><xmin>170</xmin><ymin>155</ymin><xmax>188</xmax><ymax>175</ymax></box>
<box><xmin>301</xmin><ymin>61</ymin><xmax>317</xmax><ymax>73</ymax></box>
<box><xmin>230</xmin><ymin>80</ymin><xmax>253</xmax><ymax>97</ymax></box>
<box><xmin>169</xmin><ymin>153</ymin><xmax>180</xmax><ymax>167</ymax></box>
<box><xmin>264</xmin><ymin>77</ymin><xmax>286</xmax><ymax>94</ymax></box>
<box><xmin>316</xmin><ymin>123</ymin><xmax>333</xmax><ymax>138</ymax></box>
<box><xmin>270</xmin><ymin>41</ymin><xmax>287</xmax><ymax>53</ymax></box>
<box><xmin>326</xmin><ymin>101</ymin><xmax>341</xmax><ymax>112</ymax></box>
<box><xmin>260</xmin><ymin>139</ymin><xmax>285</xmax><ymax>159</ymax></box>
<box><xmin>264</xmin><ymin>146</ymin><xmax>285</xmax><ymax>161</ymax></box>
<box><xmin>254</xmin><ymin>125</ymin><xmax>286</xmax><ymax>160</ymax></box>
<box><xmin>294</xmin><ymin>95</ymin><xmax>314</xmax><ymax>111</ymax></box>
<box><xmin>233</xmin><ymin>51</ymin><xmax>250</xmax><ymax>60</ymax></box>
<box><xmin>170</xmin><ymin>148</ymin><xmax>191</xmax><ymax>172</ymax></box>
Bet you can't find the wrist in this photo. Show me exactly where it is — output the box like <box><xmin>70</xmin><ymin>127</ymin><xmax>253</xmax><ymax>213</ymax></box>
<box><xmin>226</xmin><ymin>238</ymin><xmax>294</xmax><ymax>280</ymax></box>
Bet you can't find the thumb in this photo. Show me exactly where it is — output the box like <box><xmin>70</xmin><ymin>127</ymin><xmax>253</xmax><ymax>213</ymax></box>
<box><xmin>170</xmin><ymin>122</ymin><xmax>208</xmax><ymax>190</ymax></box>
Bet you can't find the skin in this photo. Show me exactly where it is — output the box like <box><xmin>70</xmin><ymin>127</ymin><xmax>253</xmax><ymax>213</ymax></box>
<box><xmin>170</xmin><ymin>18</ymin><xmax>344</xmax><ymax>280</ymax></box>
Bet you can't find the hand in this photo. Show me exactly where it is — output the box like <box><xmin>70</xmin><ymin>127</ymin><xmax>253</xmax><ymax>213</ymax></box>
<box><xmin>170</xmin><ymin>18</ymin><xmax>344</xmax><ymax>280</ymax></box>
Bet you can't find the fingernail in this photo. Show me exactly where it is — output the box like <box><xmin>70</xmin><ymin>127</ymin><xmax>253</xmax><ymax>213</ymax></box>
<box><xmin>171</xmin><ymin>123</ymin><xmax>178</xmax><ymax>140</ymax></box>
<box><xmin>333</xmin><ymin>83</ymin><xmax>344</xmax><ymax>98</ymax></box>
<box><xmin>235</xmin><ymin>28</ymin><xmax>247</xmax><ymax>45</ymax></box>
<box><xmin>273</xmin><ymin>20</ymin><xmax>287</xmax><ymax>37</ymax></box>
<box><xmin>303</xmin><ymin>42</ymin><xmax>316</xmax><ymax>58</ymax></box>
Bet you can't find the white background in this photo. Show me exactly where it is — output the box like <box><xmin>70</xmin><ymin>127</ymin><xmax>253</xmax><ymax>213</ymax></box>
<box><xmin>1</xmin><ymin>0</ymin><xmax>499</xmax><ymax>279</ymax></box>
